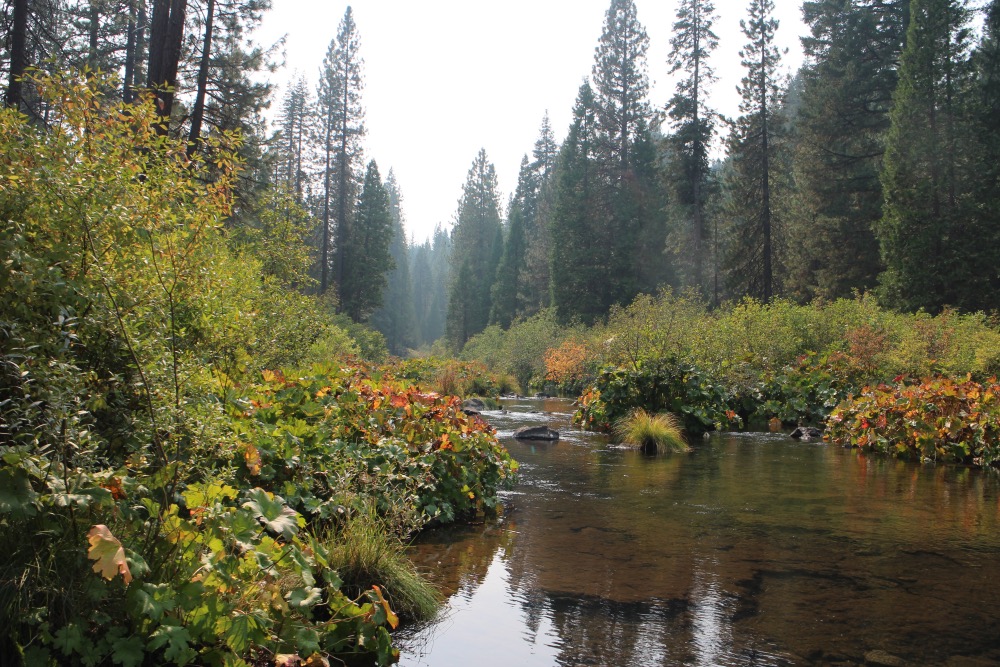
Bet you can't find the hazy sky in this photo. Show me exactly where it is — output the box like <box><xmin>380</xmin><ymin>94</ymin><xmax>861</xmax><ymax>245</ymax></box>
<box><xmin>256</xmin><ymin>0</ymin><xmax>807</xmax><ymax>242</ymax></box>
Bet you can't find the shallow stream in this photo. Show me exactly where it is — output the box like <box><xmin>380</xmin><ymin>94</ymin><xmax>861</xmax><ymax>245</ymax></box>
<box><xmin>397</xmin><ymin>398</ymin><xmax>1000</xmax><ymax>666</ymax></box>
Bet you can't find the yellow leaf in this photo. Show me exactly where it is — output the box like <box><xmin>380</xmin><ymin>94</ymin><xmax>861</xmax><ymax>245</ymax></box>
<box><xmin>86</xmin><ymin>524</ymin><xmax>132</xmax><ymax>585</ymax></box>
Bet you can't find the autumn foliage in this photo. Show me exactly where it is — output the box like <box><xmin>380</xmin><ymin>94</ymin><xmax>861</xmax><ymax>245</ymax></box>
<box><xmin>827</xmin><ymin>376</ymin><xmax>1000</xmax><ymax>466</ymax></box>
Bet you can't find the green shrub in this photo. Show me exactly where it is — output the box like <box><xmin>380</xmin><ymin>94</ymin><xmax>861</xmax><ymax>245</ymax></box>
<box><xmin>574</xmin><ymin>358</ymin><xmax>741</xmax><ymax>435</ymax></box>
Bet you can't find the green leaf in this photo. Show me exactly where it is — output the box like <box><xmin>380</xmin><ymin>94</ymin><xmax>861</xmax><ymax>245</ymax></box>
<box><xmin>286</xmin><ymin>586</ymin><xmax>322</xmax><ymax>609</ymax></box>
<box><xmin>148</xmin><ymin>624</ymin><xmax>195</xmax><ymax>665</ymax></box>
<box><xmin>53</xmin><ymin>623</ymin><xmax>86</xmax><ymax>656</ymax></box>
<box><xmin>216</xmin><ymin>612</ymin><xmax>268</xmax><ymax>654</ymax></box>
<box><xmin>110</xmin><ymin>635</ymin><xmax>144</xmax><ymax>667</ymax></box>
<box><xmin>0</xmin><ymin>468</ymin><xmax>39</xmax><ymax>519</ymax></box>
<box><xmin>294</xmin><ymin>627</ymin><xmax>321</xmax><ymax>656</ymax></box>
<box><xmin>242</xmin><ymin>488</ymin><xmax>300</xmax><ymax>541</ymax></box>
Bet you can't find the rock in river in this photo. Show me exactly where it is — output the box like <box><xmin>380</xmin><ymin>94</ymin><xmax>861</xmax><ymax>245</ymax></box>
<box><xmin>513</xmin><ymin>426</ymin><xmax>560</xmax><ymax>441</ymax></box>
<box><xmin>790</xmin><ymin>426</ymin><xmax>824</xmax><ymax>440</ymax></box>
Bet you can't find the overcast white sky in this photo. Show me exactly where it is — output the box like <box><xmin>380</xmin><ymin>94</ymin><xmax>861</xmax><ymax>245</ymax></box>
<box><xmin>256</xmin><ymin>0</ymin><xmax>807</xmax><ymax>243</ymax></box>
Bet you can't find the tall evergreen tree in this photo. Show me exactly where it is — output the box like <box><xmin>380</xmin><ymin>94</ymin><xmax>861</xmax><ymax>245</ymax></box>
<box><xmin>549</xmin><ymin>83</ymin><xmax>610</xmax><ymax>324</ymax></box>
<box><xmin>521</xmin><ymin>113</ymin><xmax>559</xmax><ymax>315</ymax></box>
<box><xmin>592</xmin><ymin>0</ymin><xmax>650</xmax><ymax>172</ymax></box>
<box><xmin>967</xmin><ymin>0</ymin><xmax>1000</xmax><ymax>304</ymax></box>
<box><xmin>316</xmin><ymin>6</ymin><xmax>364</xmax><ymax>297</ymax></box>
<box><xmin>491</xmin><ymin>156</ymin><xmax>536</xmax><ymax>328</ymax></box>
<box><xmin>410</xmin><ymin>225</ymin><xmax>450</xmax><ymax>347</ymax></box>
<box><xmin>446</xmin><ymin>149</ymin><xmax>503</xmax><ymax>348</ymax></box>
<box><xmin>724</xmin><ymin>0</ymin><xmax>784</xmax><ymax>302</ymax></box>
<box><xmin>341</xmin><ymin>160</ymin><xmax>393</xmax><ymax>322</ymax></box>
<box><xmin>590</xmin><ymin>0</ymin><xmax>666</xmax><ymax>305</ymax></box>
<box><xmin>665</xmin><ymin>0</ymin><xmax>719</xmax><ymax>296</ymax></box>
<box><xmin>532</xmin><ymin>110</ymin><xmax>558</xmax><ymax>177</ymax></box>
<box><xmin>371</xmin><ymin>169</ymin><xmax>415</xmax><ymax>354</ymax></box>
<box><xmin>785</xmin><ymin>0</ymin><xmax>908</xmax><ymax>301</ymax></box>
<box><xmin>877</xmin><ymin>0</ymin><xmax>978</xmax><ymax>311</ymax></box>
<box><xmin>275</xmin><ymin>75</ymin><xmax>313</xmax><ymax>196</ymax></box>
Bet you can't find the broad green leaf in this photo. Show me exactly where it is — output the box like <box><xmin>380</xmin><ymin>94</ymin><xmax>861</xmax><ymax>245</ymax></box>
<box><xmin>110</xmin><ymin>635</ymin><xmax>144</xmax><ymax>667</ymax></box>
<box><xmin>0</xmin><ymin>468</ymin><xmax>38</xmax><ymax>519</ymax></box>
<box><xmin>286</xmin><ymin>586</ymin><xmax>322</xmax><ymax>609</ymax></box>
<box><xmin>53</xmin><ymin>623</ymin><xmax>86</xmax><ymax>656</ymax></box>
<box><xmin>148</xmin><ymin>624</ymin><xmax>195</xmax><ymax>665</ymax></box>
<box><xmin>242</xmin><ymin>489</ymin><xmax>300</xmax><ymax>541</ymax></box>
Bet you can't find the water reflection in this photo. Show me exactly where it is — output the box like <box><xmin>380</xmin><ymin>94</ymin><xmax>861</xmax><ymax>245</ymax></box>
<box><xmin>398</xmin><ymin>399</ymin><xmax>1000</xmax><ymax>666</ymax></box>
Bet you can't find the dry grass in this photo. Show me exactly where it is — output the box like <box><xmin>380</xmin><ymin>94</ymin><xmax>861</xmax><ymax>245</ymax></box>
<box><xmin>613</xmin><ymin>409</ymin><xmax>689</xmax><ymax>454</ymax></box>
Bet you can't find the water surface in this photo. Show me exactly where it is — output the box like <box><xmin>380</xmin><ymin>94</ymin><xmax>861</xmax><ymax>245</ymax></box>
<box><xmin>398</xmin><ymin>399</ymin><xmax>1000</xmax><ymax>666</ymax></box>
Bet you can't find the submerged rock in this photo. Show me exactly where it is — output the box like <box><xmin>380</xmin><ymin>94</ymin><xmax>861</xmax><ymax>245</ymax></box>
<box><xmin>865</xmin><ymin>650</ymin><xmax>906</xmax><ymax>666</ymax></box>
<box><xmin>790</xmin><ymin>426</ymin><xmax>824</xmax><ymax>440</ymax></box>
<box><xmin>513</xmin><ymin>426</ymin><xmax>560</xmax><ymax>441</ymax></box>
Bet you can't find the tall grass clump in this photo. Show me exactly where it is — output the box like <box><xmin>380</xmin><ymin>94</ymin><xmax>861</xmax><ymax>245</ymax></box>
<box><xmin>613</xmin><ymin>409</ymin><xmax>689</xmax><ymax>454</ymax></box>
<box><xmin>325</xmin><ymin>506</ymin><xmax>442</xmax><ymax>623</ymax></box>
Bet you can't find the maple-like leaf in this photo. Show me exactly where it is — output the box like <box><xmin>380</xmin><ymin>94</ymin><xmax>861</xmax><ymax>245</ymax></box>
<box><xmin>86</xmin><ymin>524</ymin><xmax>133</xmax><ymax>585</ymax></box>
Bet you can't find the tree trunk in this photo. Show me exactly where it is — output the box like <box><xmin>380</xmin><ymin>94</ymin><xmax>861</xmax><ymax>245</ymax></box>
<box><xmin>146</xmin><ymin>0</ymin><xmax>187</xmax><ymax>126</ymax></box>
<box><xmin>5</xmin><ymin>0</ymin><xmax>29</xmax><ymax>111</ymax></box>
<box><xmin>186</xmin><ymin>0</ymin><xmax>215</xmax><ymax>155</ymax></box>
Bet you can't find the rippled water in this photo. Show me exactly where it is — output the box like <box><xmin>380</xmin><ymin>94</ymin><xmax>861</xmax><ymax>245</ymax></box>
<box><xmin>397</xmin><ymin>398</ymin><xmax>1000</xmax><ymax>666</ymax></box>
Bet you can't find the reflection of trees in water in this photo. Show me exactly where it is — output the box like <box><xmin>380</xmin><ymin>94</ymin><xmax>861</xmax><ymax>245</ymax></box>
<box><xmin>406</xmin><ymin>518</ymin><xmax>516</xmax><ymax>598</ymax></box>
<box><xmin>405</xmin><ymin>416</ymin><xmax>1000</xmax><ymax>666</ymax></box>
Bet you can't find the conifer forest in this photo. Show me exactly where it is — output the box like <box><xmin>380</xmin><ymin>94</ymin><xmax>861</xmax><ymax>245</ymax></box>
<box><xmin>3</xmin><ymin>0</ymin><xmax>1000</xmax><ymax>665</ymax></box>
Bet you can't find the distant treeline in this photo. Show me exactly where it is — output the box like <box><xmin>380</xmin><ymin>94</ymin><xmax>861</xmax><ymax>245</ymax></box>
<box><xmin>7</xmin><ymin>0</ymin><xmax>997</xmax><ymax>356</ymax></box>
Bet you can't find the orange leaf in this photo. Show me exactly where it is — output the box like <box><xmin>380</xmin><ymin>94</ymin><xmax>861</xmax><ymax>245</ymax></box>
<box><xmin>86</xmin><ymin>524</ymin><xmax>132</xmax><ymax>585</ymax></box>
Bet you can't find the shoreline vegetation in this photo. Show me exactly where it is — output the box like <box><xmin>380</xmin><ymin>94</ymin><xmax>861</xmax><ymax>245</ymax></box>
<box><xmin>0</xmin><ymin>74</ymin><xmax>517</xmax><ymax>667</ymax></box>
<box><xmin>3</xmin><ymin>68</ymin><xmax>999</xmax><ymax>667</ymax></box>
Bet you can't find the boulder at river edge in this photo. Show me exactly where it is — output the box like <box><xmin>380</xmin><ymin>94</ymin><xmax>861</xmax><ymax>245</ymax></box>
<box><xmin>514</xmin><ymin>426</ymin><xmax>560</xmax><ymax>441</ymax></box>
<box><xmin>790</xmin><ymin>426</ymin><xmax>824</xmax><ymax>440</ymax></box>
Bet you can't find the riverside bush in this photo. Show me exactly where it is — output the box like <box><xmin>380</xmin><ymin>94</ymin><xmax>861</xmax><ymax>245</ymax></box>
<box><xmin>826</xmin><ymin>376</ymin><xmax>1000</xmax><ymax>466</ymax></box>
<box><xmin>0</xmin><ymin>73</ymin><xmax>517</xmax><ymax>666</ymax></box>
<box><xmin>574</xmin><ymin>359</ymin><xmax>742</xmax><ymax>436</ymax></box>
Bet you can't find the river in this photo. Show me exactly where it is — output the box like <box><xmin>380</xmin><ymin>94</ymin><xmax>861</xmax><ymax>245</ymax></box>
<box><xmin>397</xmin><ymin>398</ymin><xmax>1000</xmax><ymax>666</ymax></box>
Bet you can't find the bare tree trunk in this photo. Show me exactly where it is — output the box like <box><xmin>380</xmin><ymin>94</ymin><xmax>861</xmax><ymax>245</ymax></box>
<box><xmin>5</xmin><ymin>0</ymin><xmax>29</xmax><ymax>111</ymax></box>
<box><xmin>186</xmin><ymin>0</ymin><xmax>215</xmax><ymax>155</ymax></box>
<box><xmin>146</xmin><ymin>0</ymin><xmax>187</xmax><ymax>127</ymax></box>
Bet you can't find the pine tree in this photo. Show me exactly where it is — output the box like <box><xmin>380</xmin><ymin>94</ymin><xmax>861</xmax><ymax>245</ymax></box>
<box><xmin>316</xmin><ymin>6</ymin><xmax>365</xmax><ymax>297</ymax></box>
<box><xmin>785</xmin><ymin>0</ymin><xmax>908</xmax><ymax>301</ymax></box>
<box><xmin>491</xmin><ymin>156</ymin><xmax>536</xmax><ymax>328</ymax></box>
<box><xmin>665</xmin><ymin>0</ymin><xmax>719</xmax><ymax>296</ymax></box>
<box><xmin>724</xmin><ymin>0</ymin><xmax>784</xmax><ymax>302</ymax></box>
<box><xmin>532</xmin><ymin>110</ymin><xmax>558</xmax><ymax>177</ymax></box>
<box><xmin>446</xmin><ymin>149</ymin><xmax>503</xmax><ymax>348</ymax></box>
<box><xmin>275</xmin><ymin>75</ymin><xmax>313</xmax><ymax>196</ymax></box>
<box><xmin>341</xmin><ymin>160</ymin><xmax>393</xmax><ymax>322</ymax></box>
<box><xmin>877</xmin><ymin>0</ymin><xmax>977</xmax><ymax>311</ymax></box>
<box><xmin>410</xmin><ymin>226</ymin><xmax>451</xmax><ymax>347</ymax></box>
<box><xmin>370</xmin><ymin>170</ymin><xmax>415</xmax><ymax>354</ymax></box>
<box><xmin>592</xmin><ymin>0</ymin><xmax>650</xmax><ymax>172</ymax></box>
<box><xmin>968</xmin><ymin>0</ymin><xmax>1000</xmax><ymax>305</ymax></box>
<box><xmin>521</xmin><ymin>113</ymin><xmax>558</xmax><ymax>316</ymax></box>
<box><xmin>549</xmin><ymin>83</ymin><xmax>610</xmax><ymax>324</ymax></box>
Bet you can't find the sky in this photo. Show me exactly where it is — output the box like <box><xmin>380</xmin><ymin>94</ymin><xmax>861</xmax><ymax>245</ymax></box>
<box><xmin>255</xmin><ymin>0</ymin><xmax>808</xmax><ymax>243</ymax></box>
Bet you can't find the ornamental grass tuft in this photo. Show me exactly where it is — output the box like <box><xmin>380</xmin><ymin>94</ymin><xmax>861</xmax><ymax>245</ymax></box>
<box><xmin>613</xmin><ymin>409</ymin><xmax>689</xmax><ymax>454</ymax></box>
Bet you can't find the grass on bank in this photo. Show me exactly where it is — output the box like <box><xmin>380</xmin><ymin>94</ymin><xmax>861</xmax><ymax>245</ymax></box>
<box><xmin>613</xmin><ymin>409</ymin><xmax>689</xmax><ymax>454</ymax></box>
<box><xmin>325</xmin><ymin>506</ymin><xmax>442</xmax><ymax>623</ymax></box>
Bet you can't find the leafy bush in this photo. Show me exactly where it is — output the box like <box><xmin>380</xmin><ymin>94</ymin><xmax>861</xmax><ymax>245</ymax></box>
<box><xmin>574</xmin><ymin>359</ymin><xmax>741</xmax><ymax>436</ymax></box>
<box><xmin>826</xmin><ymin>376</ymin><xmax>1000</xmax><ymax>466</ymax></box>
<box><xmin>0</xmin><ymin>72</ymin><xmax>517</xmax><ymax>666</ymax></box>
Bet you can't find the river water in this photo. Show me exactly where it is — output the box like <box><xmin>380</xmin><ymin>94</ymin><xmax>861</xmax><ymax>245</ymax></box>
<box><xmin>396</xmin><ymin>398</ymin><xmax>1000</xmax><ymax>666</ymax></box>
